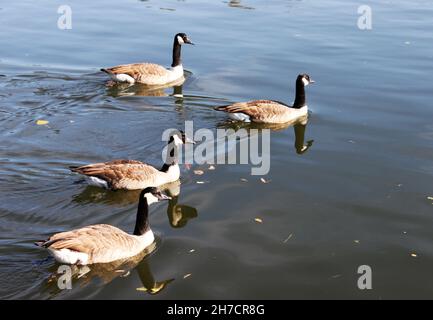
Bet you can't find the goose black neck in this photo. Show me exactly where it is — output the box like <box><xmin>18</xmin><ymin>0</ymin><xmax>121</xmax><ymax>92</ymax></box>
<box><xmin>171</xmin><ymin>39</ymin><xmax>182</xmax><ymax>67</ymax></box>
<box><xmin>293</xmin><ymin>81</ymin><xmax>306</xmax><ymax>109</ymax></box>
<box><xmin>160</xmin><ymin>140</ymin><xmax>178</xmax><ymax>172</ymax></box>
<box><xmin>133</xmin><ymin>191</ymin><xmax>150</xmax><ymax>236</ymax></box>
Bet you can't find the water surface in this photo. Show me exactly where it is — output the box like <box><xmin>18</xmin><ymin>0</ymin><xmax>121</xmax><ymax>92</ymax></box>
<box><xmin>1</xmin><ymin>0</ymin><xmax>433</xmax><ymax>299</ymax></box>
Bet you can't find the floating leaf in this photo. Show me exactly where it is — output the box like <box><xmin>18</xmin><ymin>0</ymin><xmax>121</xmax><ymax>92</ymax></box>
<box><xmin>189</xmin><ymin>249</ymin><xmax>195</xmax><ymax>253</ymax></box>
<box><xmin>36</xmin><ymin>120</ymin><xmax>49</xmax><ymax>125</ymax></box>
<box><xmin>283</xmin><ymin>234</ymin><xmax>293</xmax><ymax>243</ymax></box>
<box><xmin>136</xmin><ymin>287</ymin><xmax>148</xmax><ymax>292</ymax></box>
<box><xmin>260</xmin><ymin>178</ymin><xmax>271</xmax><ymax>184</ymax></box>
<box><xmin>240</xmin><ymin>178</ymin><xmax>248</xmax><ymax>182</ymax></box>
<box><xmin>427</xmin><ymin>196</ymin><xmax>433</xmax><ymax>201</ymax></box>
<box><xmin>411</xmin><ymin>253</ymin><xmax>418</xmax><ymax>258</ymax></box>
<box><xmin>183</xmin><ymin>273</ymin><xmax>192</xmax><ymax>279</ymax></box>
<box><xmin>354</xmin><ymin>240</ymin><xmax>360</xmax><ymax>244</ymax></box>
<box><xmin>254</xmin><ymin>218</ymin><xmax>263</xmax><ymax>223</ymax></box>
<box><xmin>194</xmin><ymin>170</ymin><xmax>204</xmax><ymax>175</ymax></box>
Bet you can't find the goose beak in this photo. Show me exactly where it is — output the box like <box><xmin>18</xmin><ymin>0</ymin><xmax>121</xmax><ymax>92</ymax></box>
<box><xmin>185</xmin><ymin>137</ymin><xmax>196</xmax><ymax>144</ymax></box>
<box><xmin>182</xmin><ymin>134</ymin><xmax>196</xmax><ymax>144</ymax></box>
<box><xmin>185</xmin><ymin>38</ymin><xmax>194</xmax><ymax>45</ymax></box>
<box><xmin>157</xmin><ymin>193</ymin><xmax>172</xmax><ymax>201</ymax></box>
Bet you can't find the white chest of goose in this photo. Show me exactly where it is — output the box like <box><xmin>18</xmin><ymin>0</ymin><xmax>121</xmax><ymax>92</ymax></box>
<box><xmin>215</xmin><ymin>74</ymin><xmax>315</xmax><ymax>124</ymax></box>
<box><xmin>35</xmin><ymin>188</ymin><xmax>170</xmax><ymax>265</ymax></box>
<box><xmin>101</xmin><ymin>33</ymin><xmax>194</xmax><ymax>86</ymax></box>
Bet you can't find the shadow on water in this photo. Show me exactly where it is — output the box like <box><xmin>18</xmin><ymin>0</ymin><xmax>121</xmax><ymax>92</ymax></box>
<box><xmin>163</xmin><ymin>180</ymin><xmax>199</xmax><ymax>228</ymax></box>
<box><xmin>216</xmin><ymin>114</ymin><xmax>314</xmax><ymax>155</ymax></box>
<box><xmin>105</xmin><ymin>78</ymin><xmax>185</xmax><ymax>98</ymax></box>
<box><xmin>225</xmin><ymin>0</ymin><xmax>255</xmax><ymax>10</ymax></box>
<box><xmin>39</xmin><ymin>243</ymin><xmax>174</xmax><ymax>297</ymax></box>
<box><xmin>104</xmin><ymin>70</ymin><xmax>193</xmax><ymax>98</ymax></box>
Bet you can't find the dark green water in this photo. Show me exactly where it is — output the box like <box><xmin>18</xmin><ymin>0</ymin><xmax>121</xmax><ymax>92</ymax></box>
<box><xmin>1</xmin><ymin>0</ymin><xmax>433</xmax><ymax>299</ymax></box>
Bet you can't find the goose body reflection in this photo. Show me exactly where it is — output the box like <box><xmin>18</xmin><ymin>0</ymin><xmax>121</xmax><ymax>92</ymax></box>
<box><xmin>101</xmin><ymin>33</ymin><xmax>194</xmax><ymax>86</ymax></box>
<box><xmin>227</xmin><ymin>0</ymin><xmax>255</xmax><ymax>10</ymax></box>
<box><xmin>70</xmin><ymin>131</ymin><xmax>194</xmax><ymax>190</ymax></box>
<box><xmin>43</xmin><ymin>245</ymin><xmax>173</xmax><ymax>296</ymax></box>
<box><xmin>161</xmin><ymin>180</ymin><xmax>198</xmax><ymax>228</ymax></box>
<box><xmin>294</xmin><ymin>120</ymin><xmax>314</xmax><ymax>155</ymax></box>
<box><xmin>35</xmin><ymin>188</ymin><xmax>170</xmax><ymax>265</ymax></box>
<box><xmin>106</xmin><ymin>77</ymin><xmax>185</xmax><ymax>98</ymax></box>
<box><xmin>135</xmin><ymin>259</ymin><xmax>175</xmax><ymax>295</ymax></box>
<box><xmin>215</xmin><ymin>74</ymin><xmax>314</xmax><ymax>124</ymax></box>
<box><xmin>217</xmin><ymin>114</ymin><xmax>314</xmax><ymax>154</ymax></box>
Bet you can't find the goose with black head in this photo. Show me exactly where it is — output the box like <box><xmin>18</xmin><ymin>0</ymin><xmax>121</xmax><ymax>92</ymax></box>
<box><xmin>35</xmin><ymin>188</ymin><xmax>170</xmax><ymax>265</ymax></box>
<box><xmin>215</xmin><ymin>74</ymin><xmax>315</xmax><ymax>124</ymax></box>
<box><xmin>101</xmin><ymin>33</ymin><xmax>194</xmax><ymax>85</ymax></box>
<box><xmin>70</xmin><ymin>131</ymin><xmax>194</xmax><ymax>190</ymax></box>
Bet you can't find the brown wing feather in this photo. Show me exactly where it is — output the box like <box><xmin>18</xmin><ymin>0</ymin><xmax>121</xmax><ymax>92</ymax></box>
<box><xmin>46</xmin><ymin>225</ymin><xmax>142</xmax><ymax>263</ymax></box>
<box><xmin>71</xmin><ymin>160</ymin><xmax>161</xmax><ymax>189</ymax></box>
<box><xmin>104</xmin><ymin>63</ymin><xmax>169</xmax><ymax>79</ymax></box>
<box><xmin>216</xmin><ymin>100</ymin><xmax>290</xmax><ymax>122</ymax></box>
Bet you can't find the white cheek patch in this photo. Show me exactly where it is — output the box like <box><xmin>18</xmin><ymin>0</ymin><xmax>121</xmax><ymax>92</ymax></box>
<box><xmin>302</xmin><ymin>78</ymin><xmax>309</xmax><ymax>86</ymax></box>
<box><xmin>177</xmin><ymin>36</ymin><xmax>184</xmax><ymax>45</ymax></box>
<box><xmin>145</xmin><ymin>193</ymin><xmax>158</xmax><ymax>205</ymax></box>
<box><xmin>173</xmin><ymin>134</ymin><xmax>184</xmax><ymax>146</ymax></box>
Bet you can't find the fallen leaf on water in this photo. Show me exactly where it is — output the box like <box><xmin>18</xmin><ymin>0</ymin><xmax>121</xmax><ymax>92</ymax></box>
<box><xmin>240</xmin><ymin>178</ymin><xmax>248</xmax><ymax>182</ymax></box>
<box><xmin>208</xmin><ymin>165</ymin><xmax>215</xmax><ymax>170</ymax></box>
<box><xmin>354</xmin><ymin>240</ymin><xmax>360</xmax><ymax>244</ymax></box>
<box><xmin>194</xmin><ymin>170</ymin><xmax>204</xmax><ymax>175</ymax></box>
<box><xmin>136</xmin><ymin>287</ymin><xmax>148</xmax><ymax>292</ymax></box>
<box><xmin>411</xmin><ymin>253</ymin><xmax>418</xmax><ymax>258</ymax></box>
<box><xmin>260</xmin><ymin>178</ymin><xmax>271</xmax><ymax>184</ymax></box>
<box><xmin>36</xmin><ymin>120</ymin><xmax>49</xmax><ymax>125</ymax></box>
<box><xmin>427</xmin><ymin>196</ymin><xmax>433</xmax><ymax>201</ymax></box>
<box><xmin>254</xmin><ymin>218</ymin><xmax>263</xmax><ymax>223</ymax></box>
<box><xmin>183</xmin><ymin>273</ymin><xmax>192</xmax><ymax>279</ymax></box>
<box><xmin>189</xmin><ymin>249</ymin><xmax>195</xmax><ymax>253</ymax></box>
<box><xmin>283</xmin><ymin>234</ymin><xmax>293</xmax><ymax>243</ymax></box>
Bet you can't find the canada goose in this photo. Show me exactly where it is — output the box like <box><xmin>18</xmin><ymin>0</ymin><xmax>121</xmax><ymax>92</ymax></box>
<box><xmin>215</xmin><ymin>74</ymin><xmax>314</xmax><ymax>124</ymax></box>
<box><xmin>35</xmin><ymin>187</ymin><xmax>170</xmax><ymax>265</ymax></box>
<box><xmin>70</xmin><ymin>131</ymin><xmax>194</xmax><ymax>190</ymax></box>
<box><xmin>101</xmin><ymin>33</ymin><xmax>194</xmax><ymax>85</ymax></box>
